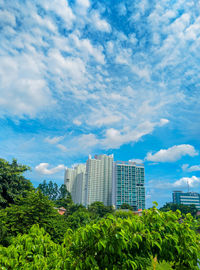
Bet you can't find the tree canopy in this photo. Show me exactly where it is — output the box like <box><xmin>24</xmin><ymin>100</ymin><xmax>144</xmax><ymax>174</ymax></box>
<box><xmin>160</xmin><ymin>202</ymin><xmax>198</xmax><ymax>217</ymax></box>
<box><xmin>88</xmin><ymin>201</ymin><xmax>114</xmax><ymax>217</ymax></box>
<box><xmin>0</xmin><ymin>206</ymin><xmax>200</xmax><ymax>269</ymax></box>
<box><xmin>0</xmin><ymin>158</ymin><xmax>33</xmax><ymax>208</ymax></box>
<box><xmin>37</xmin><ymin>180</ymin><xmax>68</xmax><ymax>201</ymax></box>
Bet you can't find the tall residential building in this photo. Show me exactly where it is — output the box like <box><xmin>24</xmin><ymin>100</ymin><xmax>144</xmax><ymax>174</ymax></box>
<box><xmin>113</xmin><ymin>161</ymin><xmax>145</xmax><ymax>210</ymax></box>
<box><xmin>64</xmin><ymin>164</ymin><xmax>86</xmax><ymax>205</ymax></box>
<box><xmin>64</xmin><ymin>154</ymin><xmax>145</xmax><ymax>210</ymax></box>
<box><xmin>86</xmin><ymin>154</ymin><xmax>113</xmax><ymax>206</ymax></box>
<box><xmin>173</xmin><ymin>191</ymin><xmax>200</xmax><ymax>210</ymax></box>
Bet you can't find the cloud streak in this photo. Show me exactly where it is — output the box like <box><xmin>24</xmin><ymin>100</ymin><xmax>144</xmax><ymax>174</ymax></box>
<box><xmin>146</xmin><ymin>145</ymin><xmax>198</xmax><ymax>162</ymax></box>
<box><xmin>182</xmin><ymin>164</ymin><xmax>200</xmax><ymax>172</ymax></box>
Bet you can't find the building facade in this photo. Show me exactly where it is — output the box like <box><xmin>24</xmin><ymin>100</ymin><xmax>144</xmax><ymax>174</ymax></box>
<box><xmin>113</xmin><ymin>161</ymin><xmax>145</xmax><ymax>210</ymax></box>
<box><xmin>173</xmin><ymin>191</ymin><xmax>200</xmax><ymax>210</ymax></box>
<box><xmin>86</xmin><ymin>154</ymin><xmax>113</xmax><ymax>206</ymax></box>
<box><xmin>64</xmin><ymin>164</ymin><xmax>86</xmax><ymax>205</ymax></box>
<box><xmin>64</xmin><ymin>154</ymin><xmax>145</xmax><ymax>210</ymax></box>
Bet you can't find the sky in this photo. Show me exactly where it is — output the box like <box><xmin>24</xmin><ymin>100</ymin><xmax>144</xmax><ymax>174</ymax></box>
<box><xmin>1</xmin><ymin>0</ymin><xmax>200</xmax><ymax>208</ymax></box>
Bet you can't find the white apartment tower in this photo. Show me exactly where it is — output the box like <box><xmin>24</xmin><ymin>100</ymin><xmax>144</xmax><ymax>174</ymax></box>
<box><xmin>64</xmin><ymin>164</ymin><xmax>86</xmax><ymax>205</ymax></box>
<box><xmin>85</xmin><ymin>154</ymin><xmax>113</xmax><ymax>206</ymax></box>
<box><xmin>64</xmin><ymin>154</ymin><xmax>145</xmax><ymax>209</ymax></box>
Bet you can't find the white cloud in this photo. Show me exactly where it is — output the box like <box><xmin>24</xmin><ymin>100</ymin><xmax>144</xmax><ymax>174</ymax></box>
<box><xmin>146</xmin><ymin>144</ymin><xmax>198</xmax><ymax>162</ymax></box>
<box><xmin>101</xmin><ymin>120</ymin><xmax>164</xmax><ymax>149</ymax></box>
<box><xmin>73</xmin><ymin>119</ymin><xmax>82</xmax><ymax>126</ymax></box>
<box><xmin>70</xmin><ymin>34</ymin><xmax>105</xmax><ymax>64</ymax></box>
<box><xmin>0</xmin><ymin>55</ymin><xmax>54</xmax><ymax>118</ymax></box>
<box><xmin>44</xmin><ymin>136</ymin><xmax>64</xmax><ymax>144</ymax></box>
<box><xmin>173</xmin><ymin>176</ymin><xmax>200</xmax><ymax>188</ymax></box>
<box><xmin>129</xmin><ymin>159</ymin><xmax>143</xmax><ymax>164</ymax></box>
<box><xmin>76</xmin><ymin>133</ymin><xmax>99</xmax><ymax>149</ymax></box>
<box><xmin>1</xmin><ymin>0</ymin><xmax>200</xmax><ymax>159</ymax></box>
<box><xmin>57</xmin><ymin>144</ymin><xmax>67</xmax><ymax>152</ymax></box>
<box><xmin>182</xmin><ymin>164</ymin><xmax>200</xmax><ymax>172</ymax></box>
<box><xmin>47</xmin><ymin>49</ymin><xmax>87</xmax><ymax>84</ymax></box>
<box><xmin>91</xmin><ymin>12</ymin><xmax>111</xmax><ymax>33</ymax></box>
<box><xmin>159</xmin><ymin>118</ymin><xmax>169</xmax><ymax>126</ymax></box>
<box><xmin>148</xmin><ymin>175</ymin><xmax>200</xmax><ymax>190</ymax></box>
<box><xmin>35</xmin><ymin>163</ymin><xmax>66</xmax><ymax>175</ymax></box>
<box><xmin>41</xmin><ymin>0</ymin><xmax>75</xmax><ymax>29</ymax></box>
<box><xmin>0</xmin><ymin>10</ymin><xmax>16</xmax><ymax>27</ymax></box>
<box><xmin>76</xmin><ymin>0</ymin><xmax>90</xmax><ymax>8</ymax></box>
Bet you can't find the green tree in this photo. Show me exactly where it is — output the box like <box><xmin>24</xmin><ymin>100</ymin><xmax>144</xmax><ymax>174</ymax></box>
<box><xmin>160</xmin><ymin>202</ymin><xmax>198</xmax><ymax>217</ymax></box>
<box><xmin>119</xmin><ymin>203</ymin><xmax>137</xmax><ymax>210</ymax></box>
<box><xmin>0</xmin><ymin>206</ymin><xmax>199</xmax><ymax>269</ymax></box>
<box><xmin>38</xmin><ymin>180</ymin><xmax>69</xmax><ymax>201</ymax></box>
<box><xmin>0</xmin><ymin>158</ymin><xmax>33</xmax><ymax>208</ymax></box>
<box><xmin>0</xmin><ymin>190</ymin><xmax>68</xmax><ymax>245</ymax></box>
<box><xmin>88</xmin><ymin>201</ymin><xmax>114</xmax><ymax>217</ymax></box>
<box><xmin>0</xmin><ymin>225</ymin><xmax>63</xmax><ymax>269</ymax></box>
<box><xmin>65</xmin><ymin>208</ymin><xmax>93</xmax><ymax>230</ymax></box>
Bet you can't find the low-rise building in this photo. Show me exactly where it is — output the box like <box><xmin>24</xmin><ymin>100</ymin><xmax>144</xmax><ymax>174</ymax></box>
<box><xmin>172</xmin><ymin>191</ymin><xmax>200</xmax><ymax>210</ymax></box>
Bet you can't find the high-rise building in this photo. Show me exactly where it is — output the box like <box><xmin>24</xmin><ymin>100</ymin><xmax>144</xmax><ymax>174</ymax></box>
<box><xmin>86</xmin><ymin>154</ymin><xmax>113</xmax><ymax>206</ymax></box>
<box><xmin>64</xmin><ymin>154</ymin><xmax>145</xmax><ymax>210</ymax></box>
<box><xmin>113</xmin><ymin>161</ymin><xmax>145</xmax><ymax>210</ymax></box>
<box><xmin>172</xmin><ymin>191</ymin><xmax>200</xmax><ymax>210</ymax></box>
<box><xmin>64</xmin><ymin>164</ymin><xmax>86</xmax><ymax>205</ymax></box>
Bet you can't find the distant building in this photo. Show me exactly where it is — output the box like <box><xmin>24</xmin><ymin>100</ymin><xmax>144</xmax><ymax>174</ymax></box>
<box><xmin>172</xmin><ymin>191</ymin><xmax>200</xmax><ymax>210</ymax></box>
<box><xmin>57</xmin><ymin>207</ymin><xmax>66</xmax><ymax>215</ymax></box>
<box><xmin>64</xmin><ymin>154</ymin><xmax>145</xmax><ymax>210</ymax></box>
<box><xmin>64</xmin><ymin>164</ymin><xmax>86</xmax><ymax>205</ymax></box>
<box><xmin>86</xmin><ymin>154</ymin><xmax>113</xmax><ymax>206</ymax></box>
<box><xmin>113</xmin><ymin>161</ymin><xmax>145</xmax><ymax>210</ymax></box>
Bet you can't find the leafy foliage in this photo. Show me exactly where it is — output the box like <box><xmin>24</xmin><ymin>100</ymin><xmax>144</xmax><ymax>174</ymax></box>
<box><xmin>119</xmin><ymin>203</ymin><xmax>137</xmax><ymax>211</ymax></box>
<box><xmin>38</xmin><ymin>180</ymin><xmax>68</xmax><ymax>201</ymax></box>
<box><xmin>0</xmin><ymin>158</ymin><xmax>33</xmax><ymax>208</ymax></box>
<box><xmin>0</xmin><ymin>206</ymin><xmax>199</xmax><ymax>269</ymax></box>
<box><xmin>88</xmin><ymin>201</ymin><xmax>114</xmax><ymax>217</ymax></box>
<box><xmin>0</xmin><ymin>190</ymin><xmax>68</xmax><ymax>245</ymax></box>
<box><xmin>160</xmin><ymin>202</ymin><xmax>198</xmax><ymax>217</ymax></box>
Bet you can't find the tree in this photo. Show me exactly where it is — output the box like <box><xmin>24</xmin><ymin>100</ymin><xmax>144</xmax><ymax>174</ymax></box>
<box><xmin>38</xmin><ymin>180</ymin><xmax>68</xmax><ymax>201</ymax></box>
<box><xmin>88</xmin><ymin>201</ymin><xmax>114</xmax><ymax>217</ymax></box>
<box><xmin>0</xmin><ymin>190</ymin><xmax>68</xmax><ymax>244</ymax></box>
<box><xmin>120</xmin><ymin>203</ymin><xmax>137</xmax><ymax>210</ymax></box>
<box><xmin>65</xmin><ymin>208</ymin><xmax>93</xmax><ymax>230</ymax></box>
<box><xmin>0</xmin><ymin>206</ymin><xmax>200</xmax><ymax>269</ymax></box>
<box><xmin>160</xmin><ymin>202</ymin><xmax>198</xmax><ymax>217</ymax></box>
<box><xmin>0</xmin><ymin>158</ymin><xmax>33</xmax><ymax>208</ymax></box>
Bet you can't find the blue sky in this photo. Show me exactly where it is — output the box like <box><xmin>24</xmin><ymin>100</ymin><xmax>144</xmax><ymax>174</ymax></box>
<box><xmin>1</xmin><ymin>0</ymin><xmax>200</xmax><ymax>208</ymax></box>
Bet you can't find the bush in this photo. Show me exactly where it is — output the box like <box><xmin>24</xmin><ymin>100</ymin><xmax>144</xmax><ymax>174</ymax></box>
<box><xmin>0</xmin><ymin>206</ymin><xmax>199</xmax><ymax>269</ymax></box>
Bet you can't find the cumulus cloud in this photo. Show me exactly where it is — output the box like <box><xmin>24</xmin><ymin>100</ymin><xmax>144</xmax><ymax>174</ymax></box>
<box><xmin>146</xmin><ymin>144</ymin><xmax>198</xmax><ymax>162</ymax></box>
<box><xmin>0</xmin><ymin>55</ymin><xmax>54</xmax><ymax>118</ymax></box>
<box><xmin>182</xmin><ymin>164</ymin><xmax>200</xmax><ymax>172</ymax></box>
<box><xmin>35</xmin><ymin>163</ymin><xmax>66</xmax><ymax>175</ymax></box>
<box><xmin>76</xmin><ymin>0</ymin><xmax>90</xmax><ymax>9</ymax></box>
<box><xmin>173</xmin><ymin>176</ymin><xmax>200</xmax><ymax>188</ymax></box>
<box><xmin>1</xmin><ymin>0</ymin><xmax>200</xmax><ymax>160</ymax></box>
<box><xmin>101</xmin><ymin>119</ymin><xmax>168</xmax><ymax>149</ymax></box>
<box><xmin>91</xmin><ymin>12</ymin><xmax>111</xmax><ymax>32</ymax></box>
<box><xmin>148</xmin><ymin>176</ymin><xmax>200</xmax><ymax>190</ymax></box>
<box><xmin>45</xmin><ymin>136</ymin><xmax>64</xmax><ymax>144</ymax></box>
<box><xmin>41</xmin><ymin>0</ymin><xmax>75</xmax><ymax>29</ymax></box>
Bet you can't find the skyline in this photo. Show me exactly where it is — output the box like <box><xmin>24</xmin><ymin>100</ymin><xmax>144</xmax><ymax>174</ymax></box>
<box><xmin>1</xmin><ymin>0</ymin><xmax>200</xmax><ymax>208</ymax></box>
